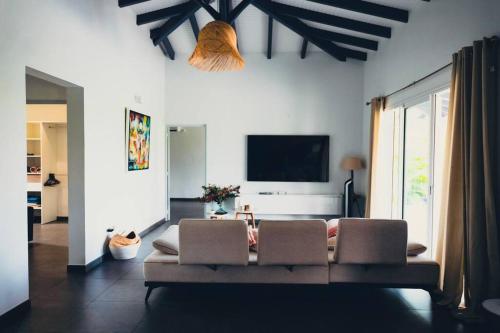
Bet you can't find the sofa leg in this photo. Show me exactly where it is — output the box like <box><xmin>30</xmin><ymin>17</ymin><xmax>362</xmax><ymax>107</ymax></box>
<box><xmin>145</xmin><ymin>286</ymin><xmax>155</xmax><ymax>302</ymax></box>
<box><xmin>426</xmin><ymin>287</ymin><xmax>443</xmax><ymax>303</ymax></box>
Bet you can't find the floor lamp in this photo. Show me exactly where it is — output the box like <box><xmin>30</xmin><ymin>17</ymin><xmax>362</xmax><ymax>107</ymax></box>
<box><xmin>341</xmin><ymin>157</ymin><xmax>364</xmax><ymax>217</ymax></box>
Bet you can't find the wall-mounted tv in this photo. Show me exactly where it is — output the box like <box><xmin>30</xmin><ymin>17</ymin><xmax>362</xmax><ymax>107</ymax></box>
<box><xmin>247</xmin><ymin>135</ymin><xmax>329</xmax><ymax>182</ymax></box>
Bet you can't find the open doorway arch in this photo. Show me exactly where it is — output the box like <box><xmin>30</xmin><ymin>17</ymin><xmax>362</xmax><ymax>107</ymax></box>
<box><xmin>26</xmin><ymin>67</ymin><xmax>86</xmax><ymax>268</ymax></box>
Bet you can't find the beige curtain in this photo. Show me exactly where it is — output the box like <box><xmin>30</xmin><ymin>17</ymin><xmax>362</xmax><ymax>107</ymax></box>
<box><xmin>436</xmin><ymin>37</ymin><xmax>500</xmax><ymax>314</ymax></box>
<box><xmin>365</xmin><ymin>97</ymin><xmax>385</xmax><ymax>218</ymax></box>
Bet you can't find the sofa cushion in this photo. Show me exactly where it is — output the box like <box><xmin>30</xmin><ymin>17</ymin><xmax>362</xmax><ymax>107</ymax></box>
<box><xmin>329</xmin><ymin>256</ymin><xmax>439</xmax><ymax>286</ymax></box>
<box><xmin>152</xmin><ymin>225</ymin><xmax>179</xmax><ymax>255</ymax></box>
<box><xmin>333</xmin><ymin>219</ymin><xmax>408</xmax><ymax>265</ymax></box>
<box><xmin>257</xmin><ymin>220</ymin><xmax>328</xmax><ymax>266</ymax></box>
<box><xmin>179</xmin><ymin>219</ymin><xmax>249</xmax><ymax>266</ymax></box>
<box><xmin>407</xmin><ymin>242</ymin><xmax>427</xmax><ymax>256</ymax></box>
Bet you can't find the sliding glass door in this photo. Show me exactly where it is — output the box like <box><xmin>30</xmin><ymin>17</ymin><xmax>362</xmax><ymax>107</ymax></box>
<box><xmin>373</xmin><ymin>87</ymin><xmax>450</xmax><ymax>256</ymax></box>
<box><xmin>403</xmin><ymin>99</ymin><xmax>432</xmax><ymax>247</ymax></box>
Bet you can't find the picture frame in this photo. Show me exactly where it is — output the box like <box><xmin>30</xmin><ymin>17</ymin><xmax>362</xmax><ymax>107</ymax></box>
<box><xmin>125</xmin><ymin>108</ymin><xmax>151</xmax><ymax>171</ymax></box>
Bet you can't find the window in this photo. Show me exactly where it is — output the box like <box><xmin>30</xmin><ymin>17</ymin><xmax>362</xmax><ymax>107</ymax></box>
<box><xmin>372</xmin><ymin>87</ymin><xmax>450</xmax><ymax>257</ymax></box>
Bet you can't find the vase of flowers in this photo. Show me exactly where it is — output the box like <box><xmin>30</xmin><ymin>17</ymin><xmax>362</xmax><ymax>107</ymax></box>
<box><xmin>200</xmin><ymin>184</ymin><xmax>240</xmax><ymax>215</ymax></box>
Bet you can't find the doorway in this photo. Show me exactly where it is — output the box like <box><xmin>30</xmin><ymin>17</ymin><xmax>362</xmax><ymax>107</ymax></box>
<box><xmin>25</xmin><ymin>68</ymin><xmax>86</xmax><ymax>298</ymax></box>
<box><xmin>165</xmin><ymin>125</ymin><xmax>207</xmax><ymax>221</ymax></box>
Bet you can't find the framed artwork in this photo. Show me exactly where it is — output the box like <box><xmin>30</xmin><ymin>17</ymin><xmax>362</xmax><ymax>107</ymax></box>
<box><xmin>126</xmin><ymin>109</ymin><xmax>151</xmax><ymax>171</ymax></box>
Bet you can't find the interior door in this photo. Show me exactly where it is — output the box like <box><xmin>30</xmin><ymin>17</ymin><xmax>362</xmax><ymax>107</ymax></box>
<box><xmin>165</xmin><ymin>128</ymin><xmax>171</xmax><ymax>221</ymax></box>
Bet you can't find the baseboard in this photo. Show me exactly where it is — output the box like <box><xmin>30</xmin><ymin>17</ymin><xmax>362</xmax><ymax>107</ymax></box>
<box><xmin>0</xmin><ymin>300</ymin><xmax>31</xmax><ymax>325</ymax></box>
<box><xmin>139</xmin><ymin>218</ymin><xmax>167</xmax><ymax>238</ymax></box>
<box><xmin>67</xmin><ymin>255</ymin><xmax>103</xmax><ymax>273</ymax></box>
<box><xmin>170</xmin><ymin>198</ymin><xmax>199</xmax><ymax>202</ymax></box>
<box><xmin>57</xmin><ymin>216</ymin><xmax>69</xmax><ymax>222</ymax></box>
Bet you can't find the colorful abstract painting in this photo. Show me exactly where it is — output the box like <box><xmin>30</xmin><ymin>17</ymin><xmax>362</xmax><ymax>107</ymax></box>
<box><xmin>127</xmin><ymin>110</ymin><xmax>151</xmax><ymax>171</ymax></box>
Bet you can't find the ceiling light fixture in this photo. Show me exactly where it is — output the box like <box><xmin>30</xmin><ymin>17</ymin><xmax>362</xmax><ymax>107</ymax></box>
<box><xmin>188</xmin><ymin>20</ymin><xmax>244</xmax><ymax>72</ymax></box>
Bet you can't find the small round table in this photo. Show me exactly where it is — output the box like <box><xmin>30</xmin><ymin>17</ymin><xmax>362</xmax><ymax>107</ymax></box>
<box><xmin>235</xmin><ymin>211</ymin><xmax>255</xmax><ymax>228</ymax></box>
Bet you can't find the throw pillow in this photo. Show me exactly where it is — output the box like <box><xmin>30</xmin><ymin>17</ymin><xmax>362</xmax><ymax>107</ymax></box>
<box><xmin>152</xmin><ymin>225</ymin><xmax>179</xmax><ymax>255</ymax></box>
<box><xmin>328</xmin><ymin>226</ymin><xmax>338</xmax><ymax>238</ymax></box>
<box><xmin>327</xmin><ymin>218</ymin><xmax>339</xmax><ymax>228</ymax></box>
<box><xmin>249</xmin><ymin>228</ymin><xmax>258</xmax><ymax>252</ymax></box>
<box><xmin>327</xmin><ymin>236</ymin><xmax>336</xmax><ymax>250</ymax></box>
<box><xmin>407</xmin><ymin>242</ymin><xmax>427</xmax><ymax>256</ymax></box>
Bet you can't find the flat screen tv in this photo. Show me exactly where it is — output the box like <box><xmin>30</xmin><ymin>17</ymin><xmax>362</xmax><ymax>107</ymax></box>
<box><xmin>247</xmin><ymin>135</ymin><xmax>329</xmax><ymax>182</ymax></box>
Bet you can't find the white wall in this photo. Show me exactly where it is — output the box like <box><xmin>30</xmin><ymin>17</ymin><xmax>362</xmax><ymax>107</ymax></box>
<box><xmin>0</xmin><ymin>0</ymin><xmax>166</xmax><ymax>316</ymax></box>
<box><xmin>361</xmin><ymin>0</ymin><xmax>500</xmax><ymax>193</ymax></box>
<box><xmin>170</xmin><ymin>127</ymin><xmax>206</xmax><ymax>198</ymax></box>
<box><xmin>165</xmin><ymin>53</ymin><xmax>365</xmax><ymax>195</ymax></box>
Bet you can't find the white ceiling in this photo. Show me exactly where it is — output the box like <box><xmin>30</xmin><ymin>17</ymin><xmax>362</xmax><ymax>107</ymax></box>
<box><xmin>127</xmin><ymin>0</ymin><xmax>426</xmax><ymax>58</ymax></box>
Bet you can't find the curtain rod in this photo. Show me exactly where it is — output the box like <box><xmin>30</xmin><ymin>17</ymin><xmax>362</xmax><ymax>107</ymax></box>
<box><xmin>365</xmin><ymin>62</ymin><xmax>452</xmax><ymax>106</ymax></box>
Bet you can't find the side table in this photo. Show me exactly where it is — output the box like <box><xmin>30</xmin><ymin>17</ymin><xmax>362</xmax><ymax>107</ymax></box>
<box><xmin>235</xmin><ymin>211</ymin><xmax>256</xmax><ymax>228</ymax></box>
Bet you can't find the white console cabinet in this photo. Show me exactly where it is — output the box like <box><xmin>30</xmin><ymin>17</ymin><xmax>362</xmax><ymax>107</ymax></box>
<box><xmin>236</xmin><ymin>194</ymin><xmax>342</xmax><ymax>217</ymax></box>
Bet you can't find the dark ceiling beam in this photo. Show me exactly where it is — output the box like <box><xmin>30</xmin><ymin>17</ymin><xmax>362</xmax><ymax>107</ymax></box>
<box><xmin>267</xmin><ymin>16</ymin><xmax>273</xmax><ymax>59</ymax></box>
<box><xmin>307</xmin><ymin>26</ymin><xmax>378</xmax><ymax>50</ymax></box>
<box><xmin>228</xmin><ymin>0</ymin><xmax>253</xmax><ymax>23</ymax></box>
<box><xmin>136</xmin><ymin>2</ymin><xmax>192</xmax><ymax>25</ymax></box>
<box><xmin>159</xmin><ymin>38</ymin><xmax>175</xmax><ymax>60</ymax></box>
<box><xmin>219</xmin><ymin>0</ymin><xmax>230</xmax><ymax>21</ymax></box>
<box><xmin>193</xmin><ymin>0</ymin><xmax>220</xmax><ymax>20</ymax></box>
<box><xmin>150</xmin><ymin>1</ymin><xmax>201</xmax><ymax>46</ymax></box>
<box><xmin>252</xmin><ymin>0</ymin><xmax>346</xmax><ymax>61</ymax></box>
<box><xmin>300</xmin><ymin>39</ymin><xmax>308</xmax><ymax>59</ymax></box>
<box><xmin>189</xmin><ymin>15</ymin><xmax>200</xmax><ymax>40</ymax></box>
<box><xmin>340</xmin><ymin>46</ymin><xmax>367</xmax><ymax>61</ymax></box>
<box><xmin>118</xmin><ymin>0</ymin><xmax>150</xmax><ymax>7</ymax></box>
<box><xmin>226</xmin><ymin>0</ymin><xmax>239</xmax><ymax>47</ymax></box>
<box><xmin>306</xmin><ymin>0</ymin><xmax>409</xmax><ymax>23</ymax></box>
<box><xmin>271</xmin><ymin>1</ymin><xmax>391</xmax><ymax>38</ymax></box>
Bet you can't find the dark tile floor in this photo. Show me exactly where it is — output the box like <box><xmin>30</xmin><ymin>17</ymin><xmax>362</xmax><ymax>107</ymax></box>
<box><xmin>4</xmin><ymin>201</ymin><xmax>490</xmax><ymax>332</ymax></box>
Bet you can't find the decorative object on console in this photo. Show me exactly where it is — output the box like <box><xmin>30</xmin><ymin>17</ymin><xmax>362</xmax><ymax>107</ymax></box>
<box><xmin>341</xmin><ymin>156</ymin><xmax>364</xmax><ymax>217</ymax></box>
<box><xmin>200</xmin><ymin>184</ymin><xmax>240</xmax><ymax>215</ymax></box>
<box><xmin>43</xmin><ymin>173</ymin><xmax>60</xmax><ymax>187</ymax></box>
<box><xmin>126</xmin><ymin>109</ymin><xmax>151</xmax><ymax>171</ymax></box>
<box><xmin>188</xmin><ymin>21</ymin><xmax>244</xmax><ymax>72</ymax></box>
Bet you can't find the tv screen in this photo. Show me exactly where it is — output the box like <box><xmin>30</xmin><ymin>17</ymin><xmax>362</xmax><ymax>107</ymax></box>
<box><xmin>247</xmin><ymin>135</ymin><xmax>329</xmax><ymax>182</ymax></box>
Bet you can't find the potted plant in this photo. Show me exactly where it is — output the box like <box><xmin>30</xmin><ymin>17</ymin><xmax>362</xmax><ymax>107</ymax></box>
<box><xmin>200</xmin><ymin>184</ymin><xmax>240</xmax><ymax>215</ymax></box>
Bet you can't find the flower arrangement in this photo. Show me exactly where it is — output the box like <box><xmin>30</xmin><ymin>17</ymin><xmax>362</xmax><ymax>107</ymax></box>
<box><xmin>200</xmin><ymin>184</ymin><xmax>240</xmax><ymax>215</ymax></box>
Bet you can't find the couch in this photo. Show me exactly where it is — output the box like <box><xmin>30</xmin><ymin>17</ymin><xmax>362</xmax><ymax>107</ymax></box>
<box><xmin>143</xmin><ymin>218</ymin><xmax>440</xmax><ymax>301</ymax></box>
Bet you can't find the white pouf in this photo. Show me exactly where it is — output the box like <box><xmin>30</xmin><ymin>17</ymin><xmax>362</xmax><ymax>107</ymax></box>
<box><xmin>109</xmin><ymin>242</ymin><xmax>140</xmax><ymax>260</ymax></box>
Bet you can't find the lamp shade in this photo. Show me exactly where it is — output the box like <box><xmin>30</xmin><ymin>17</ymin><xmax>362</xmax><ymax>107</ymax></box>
<box><xmin>341</xmin><ymin>157</ymin><xmax>364</xmax><ymax>171</ymax></box>
<box><xmin>188</xmin><ymin>21</ymin><xmax>245</xmax><ymax>72</ymax></box>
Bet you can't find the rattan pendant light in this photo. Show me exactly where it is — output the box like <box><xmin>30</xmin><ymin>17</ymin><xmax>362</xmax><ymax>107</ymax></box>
<box><xmin>188</xmin><ymin>20</ymin><xmax>245</xmax><ymax>72</ymax></box>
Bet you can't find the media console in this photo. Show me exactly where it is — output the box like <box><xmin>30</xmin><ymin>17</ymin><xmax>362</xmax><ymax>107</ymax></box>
<box><xmin>235</xmin><ymin>193</ymin><xmax>342</xmax><ymax>217</ymax></box>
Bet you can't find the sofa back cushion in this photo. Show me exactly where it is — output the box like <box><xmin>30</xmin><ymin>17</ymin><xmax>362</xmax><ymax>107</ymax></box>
<box><xmin>333</xmin><ymin>219</ymin><xmax>408</xmax><ymax>265</ymax></box>
<box><xmin>257</xmin><ymin>220</ymin><xmax>328</xmax><ymax>266</ymax></box>
<box><xmin>179</xmin><ymin>219</ymin><xmax>249</xmax><ymax>266</ymax></box>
